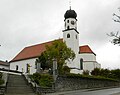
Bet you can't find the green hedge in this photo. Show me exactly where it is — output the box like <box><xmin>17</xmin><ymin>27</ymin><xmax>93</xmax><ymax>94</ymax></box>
<box><xmin>60</xmin><ymin>73</ymin><xmax>119</xmax><ymax>82</ymax></box>
<box><xmin>30</xmin><ymin>73</ymin><xmax>53</xmax><ymax>87</ymax></box>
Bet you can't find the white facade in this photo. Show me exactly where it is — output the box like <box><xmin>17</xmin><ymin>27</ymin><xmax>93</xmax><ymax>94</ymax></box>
<box><xmin>10</xmin><ymin>58</ymin><xmax>37</xmax><ymax>74</ymax></box>
<box><xmin>79</xmin><ymin>54</ymin><xmax>101</xmax><ymax>72</ymax></box>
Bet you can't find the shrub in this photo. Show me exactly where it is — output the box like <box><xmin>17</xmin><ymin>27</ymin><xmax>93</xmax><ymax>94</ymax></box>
<box><xmin>83</xmin><ymin>70</ymin><xmax>89</xmax><ymax>75</ymax></box>
<box><xmin>39</xmin><ymin>74</ymin><xmax>53</xmax><ymax>87</ymax></box>
<box><xmin>91</xmin><ymin>68</ymin><xmax>101</xmax><ymax>76</ymax></box>
<box><xmin>63</xmin><ymin>73</ymin><xmax>118</xmax><ymax>82</ymax></box>
<box><xmin>30</xmin><ymin>73</ymin><xmax>53</xmax><ymax>87</ymax></box>
<box><xmin>0</xmin><ymin>79</ymin><xmax>4</xmax><ymax>85</ymax></box>
<box><xmin>62</xmin><ymin>66</ymin><xmax>70</xmax><ymax>75</ymax></box>
<box><xmin>30</xmin><ymin>73</ymin><xmax>41</xmax><ymax>84</ymax></box>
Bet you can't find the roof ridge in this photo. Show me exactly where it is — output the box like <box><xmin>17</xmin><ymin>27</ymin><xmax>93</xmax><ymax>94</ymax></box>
<box><xmin>25</xmin><ymin>38</ymin><xmax>63</xmax><ymax>48</ymax></box>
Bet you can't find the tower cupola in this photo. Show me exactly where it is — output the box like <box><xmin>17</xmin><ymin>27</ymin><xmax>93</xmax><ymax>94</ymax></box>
<box><xmin>64</xmin><ymin>8</ymin><xmax>77</xmax><ymax>30</ymax></box>
<box><xmin>64</xmin><ymin>9</ymin><xmax>77</xmax><ymax>19</ymax></box>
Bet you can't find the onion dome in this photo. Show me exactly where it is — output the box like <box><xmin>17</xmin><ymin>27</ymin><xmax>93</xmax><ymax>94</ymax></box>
<box><xmin>64</xmin><ymin>9</ymin><xmax>77</xmax><ymax>19</ymax></box>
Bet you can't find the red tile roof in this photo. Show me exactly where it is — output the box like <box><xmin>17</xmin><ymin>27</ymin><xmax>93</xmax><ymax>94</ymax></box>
<box><xmin>10</xmin><ymin>39</ymin><xmax>63</xmax><ymax>62</ymax></box>
<box><xmin>10</xmin><ymin>40</ymin><xmax>95</xmax><ymax>62</ymax></box>
<box><xmin>79</xmin><ymin>45</ymin><xmax>96</xmax><ymax>55</ymax></box>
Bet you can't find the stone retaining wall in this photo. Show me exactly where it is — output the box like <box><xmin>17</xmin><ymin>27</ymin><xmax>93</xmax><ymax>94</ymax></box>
<box><xmin>55</xmin><ymin>76</ymin><xmax>120</xmax><ymax>91</ymax></box>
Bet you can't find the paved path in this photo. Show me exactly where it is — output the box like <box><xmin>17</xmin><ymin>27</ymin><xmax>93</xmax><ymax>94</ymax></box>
<box><xmin>46</xmin><ymin>87</ymin><xmax>120</xmax><ymax>95</ymax></box>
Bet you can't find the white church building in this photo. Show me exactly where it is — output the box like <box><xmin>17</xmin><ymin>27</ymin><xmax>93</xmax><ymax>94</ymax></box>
<box><xmin>10</xmin><ymin>8</ymin><xmax>101</xmax><ymax>74</ymax></box>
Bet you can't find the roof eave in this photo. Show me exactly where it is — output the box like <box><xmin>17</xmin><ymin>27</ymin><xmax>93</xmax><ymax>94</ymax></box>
<box><xmin>10</xmin><ymin>56</ymin><xmax>38</xmax><ymax>63</ymax></box>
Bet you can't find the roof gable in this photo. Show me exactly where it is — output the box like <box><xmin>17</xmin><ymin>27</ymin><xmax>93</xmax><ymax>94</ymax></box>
<box><xmin>79</xmin><ymin>45</ymin><xmax>96</xmax><ymax>55</ymax></box>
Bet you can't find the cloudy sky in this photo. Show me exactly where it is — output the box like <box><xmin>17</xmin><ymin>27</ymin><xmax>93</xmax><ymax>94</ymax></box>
<box><xmin>0</xmin><ymin>0</ymin><xmax>120</xmax><ymax>69</ymax></box>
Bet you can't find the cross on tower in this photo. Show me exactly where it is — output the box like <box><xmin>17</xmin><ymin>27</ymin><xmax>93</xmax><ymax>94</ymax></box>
<box><xmin>69</xmin><ymin>0</ymin><xmax>71</xmax><ymax>9</ymax></box>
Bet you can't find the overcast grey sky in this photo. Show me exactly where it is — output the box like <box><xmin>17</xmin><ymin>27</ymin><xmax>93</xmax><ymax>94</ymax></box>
<box><xmin>0</xmin><ymin>0</ymin><xmax>120</xmax><ymax>69</ymax></box>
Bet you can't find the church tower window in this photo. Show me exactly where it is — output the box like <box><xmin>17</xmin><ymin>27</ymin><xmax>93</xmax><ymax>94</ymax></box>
<box><xmin>67</xmin><ymin>20</ymin><xmax>69</xmax><ymax>23</ymax></box>
<box><xmin>80</xmin><ymin>58</ymin><xmax>83</xmax><ymax>70</ymax></box>
<box><xmin>76</xmin><ymin>35</ymin><xmax>77</xmax><ymax>39</ymax></box>
<box><xmin>67</xmin><ymin>34</ymin><xmax>70</xmax><ymax>38</ymax></box>
<box><xmin>67</xmin><ymin>26</ymin><xmax>70</xmax><ymax>29</ymax></box>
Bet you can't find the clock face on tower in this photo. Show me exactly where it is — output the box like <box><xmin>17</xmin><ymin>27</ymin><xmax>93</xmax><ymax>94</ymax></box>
<box><xmin>71</xmin><ymin>21</ymin><xmax>75</xmax><ymax>25</ymax></box>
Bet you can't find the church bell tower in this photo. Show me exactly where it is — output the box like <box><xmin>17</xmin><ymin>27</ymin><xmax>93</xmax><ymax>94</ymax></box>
<box><xmin>63</xmin><ymin>8</ymin><xmax>79</xmax><ymax>54</ymax></box>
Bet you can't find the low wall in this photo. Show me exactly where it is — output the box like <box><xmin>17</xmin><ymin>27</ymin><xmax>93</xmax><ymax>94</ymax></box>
<box><xmin>55</xmin><ymin>76</ymin><xmax>120</xmax><ymax>91</ymax></box>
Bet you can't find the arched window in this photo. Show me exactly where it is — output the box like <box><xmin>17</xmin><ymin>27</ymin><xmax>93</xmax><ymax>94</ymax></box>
<box><xmin>16</xmin><ymin>65</ymin><xmax>18</xmax><ymax>71</ymax></box>
<box><xmin>76</xmin><ymin>35</ymin><xmax>77</xmax><ymax>39</ymax></box>
<box><xmin>67</xmin><ymin>20</ymin><xmax>69</xmax><ymax>23</ymax></box>
<box><xmin>67</xmin><ymin>34</ymin><xmax>70</xmax><ymax>38</ymax></box>
<box><xmin>80</xmin><ymin>58</ymin><xmax>83</xmax><ymax>70</ymax></box>
<box><xmin>35</xmin><ymin>62</ymin><xmax>37</xmax><ymax>69</ymax></box>
<box><xmin>67</xmin><ymin>26</ymin><xmax>70</xmax><ymax>30</ymax></box>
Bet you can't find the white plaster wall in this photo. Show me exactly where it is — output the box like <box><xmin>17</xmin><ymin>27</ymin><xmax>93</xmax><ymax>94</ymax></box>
<box><xmin>63</xmin><ymin>30</ymin><xmax>79</xmax><ymax>54</ymax></box>
<box><xmin>78</xmin><ymin>53</ymin><xmax>101</xmax><ymax>73</ymax></box>
<box><xmin>0</xmin><ymin>65</ymin><xmax>9</xmax><ymax>70</ymax></box>
<box><xmin>79</xmin><ymin>53</ymin><xmax>96</xmax><ymax>61</ymax></box>
<box><xmin>83</xmin><ymin>61</ymin><xmax>101</xmax><ymax>72</ymax></box>
<box><xmin>83</xmin><ymin>62</ymin><xmax>96</xmax><ymax>71</ymax></box>
<box><xmin>10</xmin><ymin>58</ymin><xmax>37</xmax><ymax>74</ymax></box>
<box><xmin>66</xmin><ymin>54</ymin><xmax>80</xmax><ymax>74</ymax></box>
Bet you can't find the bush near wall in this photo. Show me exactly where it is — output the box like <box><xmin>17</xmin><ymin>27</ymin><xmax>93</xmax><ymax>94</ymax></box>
<box><xmin>30</xmin><ymin>73</ymin><xmax>53</xmax><ymax>87</ymax></box>
<box><xmin>62</xmin><ymin>73</ymin><xmax>119</xmax><ymax>82</ymax></box>
<box><xmin>0</xmin><ymin>72</ymin><xmax>4</xmax><ymax>85</ymax></box>
<box><xmin>91</xmin><ymin>68</ymin><xmax>120</xmax><ymax>81</ymax></box>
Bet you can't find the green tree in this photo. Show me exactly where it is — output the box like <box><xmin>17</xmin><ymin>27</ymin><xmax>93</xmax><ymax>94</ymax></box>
<box><xmin>100</xmin><ymin>68</ymin><xmax>110</xmax><ymax>78</ymax></box>
<box><xmin>36</xmin><ymin>39</ymin><xmax>75</xmax><ymax>75</ymax></box>
<box><xmin>110</xmin><ymin>69</ymin><xmax>120</xmax><ymax>80</ymax></box>
<box><xmin>36</xmin><ymin>52</ymin><xmax>51</xmax><ymax>70</ymax></box>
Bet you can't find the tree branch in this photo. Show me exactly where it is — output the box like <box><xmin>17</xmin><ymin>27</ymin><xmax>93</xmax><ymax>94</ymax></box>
<box><xmin>113</xmin><ymin>13</ymin><xmax>120</xmax><ymax>23</ymax></box>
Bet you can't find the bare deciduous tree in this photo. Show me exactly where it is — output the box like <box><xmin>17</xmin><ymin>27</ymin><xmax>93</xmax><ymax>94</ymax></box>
<box><xmin>108</xmin><ymin>8</ymin><xmax>120</xmax><ymax>45</ymax></box>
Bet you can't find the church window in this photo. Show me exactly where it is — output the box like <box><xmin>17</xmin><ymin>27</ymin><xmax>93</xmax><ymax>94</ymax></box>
<box><xmin>67</xmin><ymin>34</ymin><xmax>70</xmax><ymax>38</ymax></box>
<box><xmin>80</xmin><ymin>58</ymin><xmax>83</xmax><ymax>70</ymax></box>
<box><xmin>67</xmin><ymin>26</ymin><xmax>70</xmax><ymax>30</ymax></box>
<box><xmin>26</xmin><ymin>64</ymin><xmax>30</xmax><ymax>73</ymax></box>
<box><xmin>76</xmin><ymin>35</ymin><xmax>77</xmax><ymax>39</ymax></box>
<box><xmin>16</xmin><ymin>65</ymin><xmax>18</xmax><ymax>71</ymax></box>
<box><xmin>67</xmin><ymin>20</ymin><xmax>69</xmax><ymax>23</ymax></box>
